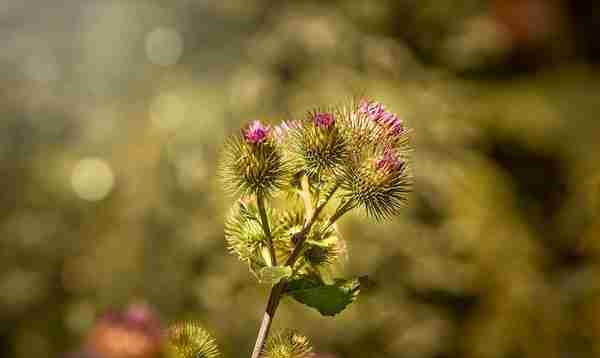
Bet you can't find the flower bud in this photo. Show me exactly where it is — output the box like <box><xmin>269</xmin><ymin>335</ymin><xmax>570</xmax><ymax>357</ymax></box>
<box><xmin>220</xmin><ymin>120</ymin><xmax>292</xmax><ymax>197</ymax></box>
<box><xmin>245</xmin><ymin>120</ymin><xmax>270</xmax><ymax>144</ymax></box>
<box><xmin>313</xmin><ymin>112</ymin><xmax>335</xmax><ymax>128</ymax></box>
<box><xmin>262</xmin><ymin>330</ymin><xmax>312</xmax><ymax>358</ymax></box>
<box><xmin>342</xmin><ymin>147</ymin><xmax>411</xmax><ymax>221</ymax></box>
<box><xmin>166</xmin><ymin>321</ymin><xmax>220</xmax><ymax>358</ymax></box>
<box><xmin>287</xmin><ymin>110</ymin><xmax>348</xmax><ymax>178</ymax></box>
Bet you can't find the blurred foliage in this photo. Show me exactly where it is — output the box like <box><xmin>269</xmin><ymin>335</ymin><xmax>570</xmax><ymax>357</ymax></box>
<box><xmin>1</xmin><ymin>0</ymin><xmax>600</xmax><ymax>357</ymax></box>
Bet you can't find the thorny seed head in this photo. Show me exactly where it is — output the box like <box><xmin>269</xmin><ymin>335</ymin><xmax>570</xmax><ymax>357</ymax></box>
<box><xmin>222</xmin><ymin>97</ymin><xmax>412</xmax><ymax>248</ymax></box>
<box><xmin>220</xmin><ymin>121</ymin><xmax>292</xmax><ymax>198</ymax></box>
<box><xmin>287</xmin><ymin>110</ymin><xmax>348</xmax><ymax>178</ymax></box>
<box><xmin>166</xmin><ymin>321</ymin><xmax>221</xmax><ymax>358</ymax></box>
<box><xmin>225</xmin><ymin>200</ymin><xmax>266</xmax><ymax>263</ymax></box>
<box><xmin>301</xmin><ymin>222</ymin><xmax>341</xmax><ymax>268</ymax></box>
<box><xmin>341</xmin><ymin>146</ymin><xmax>411</xmax><ymax>221</ymax></box>
<box><xmin>304</xmin><ymin>244</ymin><xmax>339</xmax><ymax>267</ymax></box>
<box><xmin>261</xmin><ymin>330</ymin><xmax>312</xmax><ymax>358</ymax></box>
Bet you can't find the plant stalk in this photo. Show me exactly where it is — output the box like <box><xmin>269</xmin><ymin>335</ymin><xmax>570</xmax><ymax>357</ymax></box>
<box><xmin>250</xmin><ymin>179</ymin><xmax>342</xmax><ymax>357</ymax></box>
<box><xmin>256</xmin><ymin>194</ymin><xmax>277</xmax><ymax>266</ymax></box>
<box><xmin>250</xmin><ymin>281</ymin><xmax>285</xmax><ymax>358</ymax></box>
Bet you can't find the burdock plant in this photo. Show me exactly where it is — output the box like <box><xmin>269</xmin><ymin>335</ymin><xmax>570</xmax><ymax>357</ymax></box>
<box><xmin>167</xmin><ymin>99</ymin><xmax>412</xmax><ymax>358</ymax></box>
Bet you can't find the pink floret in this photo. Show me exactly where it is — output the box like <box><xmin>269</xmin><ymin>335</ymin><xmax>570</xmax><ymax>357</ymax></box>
<box><xmin>375</xmin><ymin>149</ymin><xmax>404</xmax><ymax>172</ymax></box>
<box><xmin>244</xmin><ymin>120</ymin><xmax>270</xmax><ymax>144</ymax></box>
<box><xmin>314</xmin><ymin>112</ymin><xmax>335</xmax><ymax>128</ymax></box>
<box><xmin>359</xmin><ymin>99</ymin><xmax>386</xmax><ymax>121</ymax></box>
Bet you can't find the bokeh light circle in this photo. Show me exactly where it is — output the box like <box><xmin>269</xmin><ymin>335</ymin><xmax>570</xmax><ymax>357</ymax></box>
<box><xmin>71</xmin><ymin>158</ymin><xmax>115</xmax><ymax>201</ymax></box>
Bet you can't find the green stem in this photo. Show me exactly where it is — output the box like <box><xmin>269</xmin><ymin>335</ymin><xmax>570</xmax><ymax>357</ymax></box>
<box><xmin>250</xmin><ymin>282</ymin><xmax>284</xmax><ymax>358</ymax></box>
<box><xmin>250</xmin><ymin>178</ymin><xmax>341</xmax><ymax>358</ymax></box>
<box><xmin>256</xmin><ymin>193</ymin><xmax>276</xmax><ymax>266</ymax></box>
<box><xmin>285</xmin><ymin>180</ymin><xmax>341</xmax><ymax>266</ymax></box>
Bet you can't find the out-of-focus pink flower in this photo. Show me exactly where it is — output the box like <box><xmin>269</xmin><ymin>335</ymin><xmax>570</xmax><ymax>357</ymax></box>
<box><xmin>85</xmin><ymin>303</ymin><xmax>163</xmax><ymax>358</ymax></box>
<box><xmin>244</xmin><ymin>120</ymin><xmax>271</xmax><ymax>144</ymax></box>
<box><xmin>314</xmin><ymin>112</ymin><xmax>335</xmax><ymax>128</ymax></box>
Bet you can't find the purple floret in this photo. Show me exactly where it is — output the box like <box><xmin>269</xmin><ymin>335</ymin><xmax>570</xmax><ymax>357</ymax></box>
<box><xmin>359</xmin><ymin>99</ymin><xmax>386</xmax><ymax>121</ymax></box>
<box><xmin>381</xmin><ymin>111</ymin><xmax>404</xmax><ymax>134</ymax></box>
<box><xmin>375</xmin><ymin>149</ymin><xmax>404</xmax><ymax>172</ymax></box>
<box><xmin>244</xmin><ymin>120</ymin><xmax>270</xmax><ymax>144</ymax></box>
<box><xmin>314</xmin><ymin>112</ymin><xmax>335</xmax><ymax>128</ymax></box>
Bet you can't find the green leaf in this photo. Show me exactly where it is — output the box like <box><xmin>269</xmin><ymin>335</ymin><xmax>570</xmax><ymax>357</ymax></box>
<box><xmin>258</xmin><ymin>266</ymin><xmax>293</xmax><ymax>285</ymax></box>
<box><xmin>284</xmin><ymin>276</ymin><xmax>361</xmax><ymax>316</ymax></box>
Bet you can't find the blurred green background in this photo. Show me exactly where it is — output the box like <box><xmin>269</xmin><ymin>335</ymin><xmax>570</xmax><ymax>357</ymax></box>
<box><xmin>1</xmin><ymin>1</ymin><xmax>600</xmax><ymax>357</ymax></box>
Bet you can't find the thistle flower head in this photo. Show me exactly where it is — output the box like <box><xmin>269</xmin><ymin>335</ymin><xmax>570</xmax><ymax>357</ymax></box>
<box><xmin>245</xmin><ymin>120</ymin><xmax>271</xmax><ymax>144</ymax></box>
<box><xmin>261</xmin><ymin>330</ymin><xmax>312</xmax><ymax>358</ymax></box>
<box><xmin>341</xmin><ymin>146</ymin><xmax>411</xmax><ymax>221</ymax></box>
<box><xmin>356</xmin><ymin>98</ymin><xmax>408</xmax><ymax>145</ymax></box>
<box><xmin>225</xmin><ymin>199</ymin><xmax>269</xmax><ymax>265</ymax></box>
<box><xmin>287</xmin><ymin>110</ymin><xmax>348</xmax><ymax>178</ymax></box>
<box><xmin>220</xmin><ymin>121</ymin><xmax>292</xmax><ymax>198</ymax></box>
<box><xmin>166</xmin><ymin>321</ymin><xmax>220</xmax><ymax>358</ymax></box>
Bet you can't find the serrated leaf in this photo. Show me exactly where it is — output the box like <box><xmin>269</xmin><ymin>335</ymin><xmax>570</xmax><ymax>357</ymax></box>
<box><xmin>284</xmin><ymin>277</ymin><xmax>361</xmax><ymax>316</ymax></box>
<box><xmin>258</xmin><ymin>266</ymin><xmax>293</xmax><ymax>285</ymax></box>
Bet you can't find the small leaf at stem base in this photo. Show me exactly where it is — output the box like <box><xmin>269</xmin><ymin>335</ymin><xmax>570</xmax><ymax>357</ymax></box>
<box><xmin>284</xmin><ymin>276</ymin><xmax>361</xmax><ymax>316</ymax></box>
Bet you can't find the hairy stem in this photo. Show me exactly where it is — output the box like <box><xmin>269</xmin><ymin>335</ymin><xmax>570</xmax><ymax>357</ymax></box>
<box><xmin>250</xmin><ymin>178</ymin><xmax>341</xmax><ymax>358</ymax></box>
<box><xmin>256</xmin><ymin>194</ymin><xmax>276</xmax><ymax>266</ymax></box>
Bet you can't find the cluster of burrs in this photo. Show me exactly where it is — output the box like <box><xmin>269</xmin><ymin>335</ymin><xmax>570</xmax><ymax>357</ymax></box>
<box><xmin>218</xmin><ymin>98</ymin><xmax>412</xmax><ymax>358</ymax></box>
